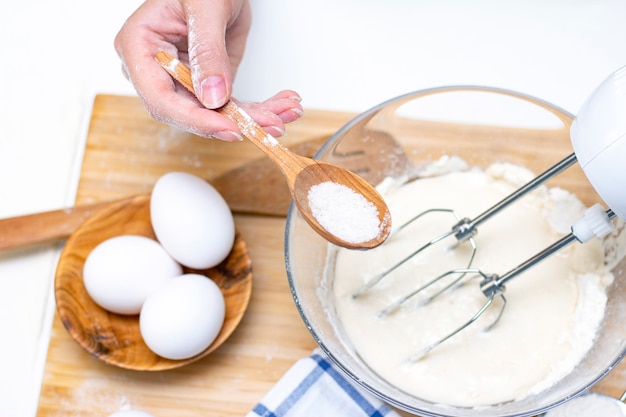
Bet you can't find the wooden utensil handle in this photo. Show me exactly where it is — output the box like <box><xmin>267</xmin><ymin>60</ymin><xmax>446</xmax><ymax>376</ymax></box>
<box><xmin>155</xmin><ymin>51</ymin><xmax>309</xmax><ymax>185</ymax></box>
<box><xmin>0</xmin><ymin>201</ymin><xmax>111</xmax><ymax>250</ymax></box>
<box><xmin>219</xmin><ymin>101</ymin><xmax>311</xmax><ymax>183</ymax></box>
<box><xmin>0</xmin><ymin>136</ymin><xmax>327</xmax><ymax>251</ymax></box>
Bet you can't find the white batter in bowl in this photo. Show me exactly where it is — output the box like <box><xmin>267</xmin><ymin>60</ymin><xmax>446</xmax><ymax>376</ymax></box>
<box><xmin>285</xmin><ymin>87</ymin><xmax>626</xmax><ymax>417</ymax></box>
<box><xmin>334</xmin><ymin>165</ymin><xmax>613</xmax><ymax>407</ymax></box>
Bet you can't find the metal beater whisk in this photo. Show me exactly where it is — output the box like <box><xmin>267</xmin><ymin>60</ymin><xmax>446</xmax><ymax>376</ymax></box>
<box><xmin>352</xmin><ymin>65</ymin><xmax>626</xmax><ymax>362</ymax></box>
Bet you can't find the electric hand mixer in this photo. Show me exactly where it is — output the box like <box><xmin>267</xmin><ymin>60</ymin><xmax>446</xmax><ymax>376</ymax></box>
<box><xmin>352</xmin><ymin>66</ymin><xmax>626</xmax><ymax>362</ymax></box>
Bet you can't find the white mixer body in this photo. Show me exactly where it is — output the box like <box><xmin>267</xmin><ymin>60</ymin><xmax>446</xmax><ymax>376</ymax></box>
<box><xmin>570</xmin><ymin>65</ymin><xmax>626</xmax><ymax>220</ymax></box>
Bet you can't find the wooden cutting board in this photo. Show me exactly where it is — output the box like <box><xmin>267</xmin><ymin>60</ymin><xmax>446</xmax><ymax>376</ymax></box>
<box><xmin>35</xmin><ymin>94</ymin><xmax>357</xmax><ymax>417</ymax></box>
<box><xmin>36</xmin><ymin>94</ymin><xmax>626</xmax><ymax>417</ymax></box>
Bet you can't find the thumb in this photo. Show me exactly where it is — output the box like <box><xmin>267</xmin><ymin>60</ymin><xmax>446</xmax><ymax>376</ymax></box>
<box><xmin>184</xmin><ymin>0</ymin><xmax>243</xmax><ymax>109</ymax></box>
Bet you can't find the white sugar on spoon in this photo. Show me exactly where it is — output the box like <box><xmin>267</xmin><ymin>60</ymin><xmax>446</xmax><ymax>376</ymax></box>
<box><xmin>155</xmin><ymin>51</ymin><xmax>392</xmax><ymax>249</ymax></box>
<box><xmin>308</xmin><ymin>181</ymin><xmax>387</xmax><ymax>244</ymax></box>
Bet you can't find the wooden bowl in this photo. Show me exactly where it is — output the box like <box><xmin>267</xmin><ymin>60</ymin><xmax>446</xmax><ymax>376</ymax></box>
<box><xmin>54</xmin><ymin>195</ymin><xmax>253</xmax><ymax>371</ymax></box>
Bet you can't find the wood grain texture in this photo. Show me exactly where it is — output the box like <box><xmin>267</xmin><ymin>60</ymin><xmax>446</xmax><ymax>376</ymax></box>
<box><xmin>54</xmin><ymin>195</ymin><xmax>252</xmax><ymax>370</ymax></box>
<box><xmin>36</xmin><ymin>94</ymin><xmax>354</xmax><ymax>417</ymax></box>
<box><xmin>0</xmin><ymin>201</ymin><xmax>111</xmax><ymax>250</ymax></box>
<box><xmin>35</xmin><ymin>93</ymin><xmax>626</xmax><ymax>417</ymax></box>
<box><xmin>0</xmin><ymin>135</ymin><xmax>328</xmax><ymax>251</ymax></box>
<box><xmin>155</xmin><ymin>52</ymin><xmax>392</xmax><ymax>250</ymax></box>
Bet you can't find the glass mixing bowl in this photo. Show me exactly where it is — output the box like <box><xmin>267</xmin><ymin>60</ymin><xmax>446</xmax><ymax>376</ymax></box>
<box><xmin>285</xmin><ymin>87</ymin><xmax>626</xmax><ymax>417</ymax></box>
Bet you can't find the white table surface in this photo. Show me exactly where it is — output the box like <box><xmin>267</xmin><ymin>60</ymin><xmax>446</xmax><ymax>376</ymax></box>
<box><xmin>2</xmin><ymin>1</ymin><xmax>626</xmax><ymax>415</ymax></box>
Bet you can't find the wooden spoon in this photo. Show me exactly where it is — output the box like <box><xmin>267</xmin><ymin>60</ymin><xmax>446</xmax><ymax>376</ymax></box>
<box><xmin>155</xmin><ymin>51</ymin><xmax>392</xmax><ymax>249</ymax></box>
<box><xmin>54</xmin><ymin>194</ymin><xmax>253</xmax><ymax>371</ymax></box>
<box><xmin>0</xmin><ymin>135</ymin><xmax>328</xmax><ymax>251</ymax></box>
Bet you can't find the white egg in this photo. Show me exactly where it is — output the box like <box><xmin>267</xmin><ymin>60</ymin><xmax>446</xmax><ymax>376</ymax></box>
<box><xmin>107</xmin><ymin>410</ymin><xmax>156</xmax><ymax>417</ymax></box>
<box><xmin>83</xmin><ymin>235</ymin><xmax>182</xmax><ymax>315</ymax></box>
<box><xmin>150</xmin><ymin>172</ymin><xmax>235</xmax><ymax>269</ymax></box>
<box><xmin>139</xmin><ymin>273</ymin><xmax>225</xmax><ymax>360</ymax></box>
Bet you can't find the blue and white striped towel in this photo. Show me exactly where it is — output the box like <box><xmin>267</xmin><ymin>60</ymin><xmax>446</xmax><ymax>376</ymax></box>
<box><xmin>246</xmin><ymin>350</ymin><xmax>402</xmax><ymax>417</ymax></box>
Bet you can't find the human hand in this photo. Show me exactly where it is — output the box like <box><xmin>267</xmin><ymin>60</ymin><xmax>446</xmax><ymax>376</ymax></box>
<box><xmin>114</xmin><ymin>0</ymin><xmax>303</xmax><ymax>141</ymax></box>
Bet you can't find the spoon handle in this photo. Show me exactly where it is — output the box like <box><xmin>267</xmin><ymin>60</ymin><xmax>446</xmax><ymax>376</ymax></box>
<box><xmin>155</xmin><ymin>51</ymin><xmax>307</xmax><ymax>187</ymax></box>
<box><xmin>219</xmin><ymin>101</ymin><xmax>310</xmax><ymax>185</ymax></box>
<box><xmin>0</xmin><ymin>201</ymin><xmax>112</xmax><ymax>251</ymax></box>
<box><xmin>0</xmin><ymin>136</ymin><xmax>331</xmax><ymax>251</ymax></box>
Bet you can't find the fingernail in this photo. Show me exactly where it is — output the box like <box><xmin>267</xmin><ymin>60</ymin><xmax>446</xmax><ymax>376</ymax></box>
<box><xmin>211</xmin><ymin>130</ymin><xmax>243</xmax><ymax>142</ymax></box>
<box><xmin>290</xmin><ymin>107</ymin><xmax>304</xmax><ymax>117</ymax></box>
<box><xmin>289</xmin><ymin>94</ymin><xmax>302</xmax><ymax>102</ymax></box>
<box><xmin>200</xmin><ymin>75</ymin><xmax>227</xmax><ymax>109</ymax></box>
<box><xmin>265</xmin><ymin>126</ymin><xmax>286</xmax><ymax>137</ymax></box>
<box><xmin>278</xmin><ymin>108</ymin><xmax>304</xmax><ymax>123</ymax></box>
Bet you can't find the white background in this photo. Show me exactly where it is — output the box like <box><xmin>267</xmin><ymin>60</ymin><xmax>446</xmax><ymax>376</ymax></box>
<box><xmin>1</xmin><ymin>1</ymin><xmax>626</xmax><ymax>415</ymax></box>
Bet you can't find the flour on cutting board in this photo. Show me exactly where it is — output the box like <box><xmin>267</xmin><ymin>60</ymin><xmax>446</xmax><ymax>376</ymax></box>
<box><xmin>49</xmin><ymin>379</ymin><xmax>132</xmax><ymax>417</ymax></box>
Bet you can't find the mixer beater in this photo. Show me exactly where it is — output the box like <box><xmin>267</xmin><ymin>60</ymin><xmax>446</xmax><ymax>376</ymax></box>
<box><xmin>352</xmin><ymin>66</ymin><xmax>626</xmax><ymax>362</ymax></box>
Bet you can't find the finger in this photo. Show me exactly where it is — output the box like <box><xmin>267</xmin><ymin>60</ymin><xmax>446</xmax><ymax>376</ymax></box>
<box><xmin>183</xmin><ymin>0</ymin><xmax>250</xmax><ymax>109</ymax></box>
<box><xmin>225</xmin><ymin>0</ymin><xmax>251</xmax><ymax>78</ymax></box>
<box><xmin>247</xmin><ymin>90</ymin><xmax>304</xmax><ymax>123</ymax></box>
<box><xmin>114</xmin><ymin>0</ymin><xmax>187</xmax><ymax>107</ymax></box>
<box><xmin>261</xmin><ymin>90</ymin><xmax>304</xmax><ymax>123</ymax></box>
<box><xmin>236</xmin><ymin>91</ymin><xmax>305</xmax><ymax>137</ymax></box>
<box><xmin>150</xmin><ymin>83</ymin><xmax>242</xmax><ymax>140</ymax></box>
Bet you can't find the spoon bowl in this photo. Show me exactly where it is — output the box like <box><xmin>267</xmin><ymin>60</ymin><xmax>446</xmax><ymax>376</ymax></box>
<box><xmin>155</xmin><ymin>51</ymin><xmax>392</xmax><ymax>249</ymax></box>
<box><xmin>292</xmin><ymin>162</ymin><xmax>392</xmax><ymax>249</ymax></box>
<box><xmin>54</xmin><ymin>195</ymin><xmax>253</xmax><ymax>371</ymax></box>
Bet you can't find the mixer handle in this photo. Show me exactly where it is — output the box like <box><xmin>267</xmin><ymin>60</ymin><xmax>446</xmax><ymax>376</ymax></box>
<box><xmin>570</xmin><ymin>65</ymin><xmax>626</xmax><ymax>220</ymax></box>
